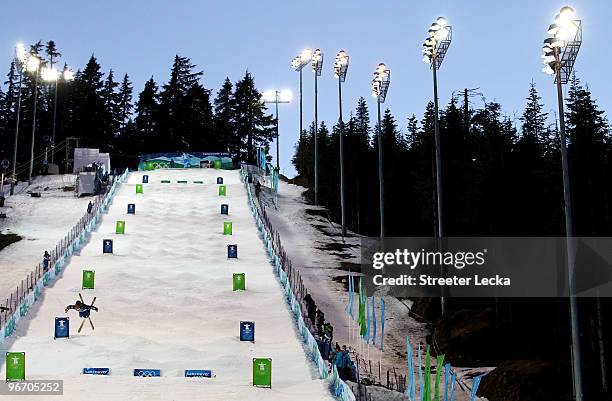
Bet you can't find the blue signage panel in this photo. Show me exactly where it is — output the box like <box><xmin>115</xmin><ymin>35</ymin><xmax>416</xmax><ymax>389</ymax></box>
<box><xmin>54</xmin><ymin>317</ymin><xmax>69</xmax><ymax>339</ymax></box>
<box><xmin>216</xmin><ymin>177</ymin><xmax>223</xmax><ymax>185</ymax></box>
<box><xmin>240</xmin><ymin>321</ymin><xmax>255</xmax><ymax>342</ymax></box>
<box><xmin>185</xmin><ymin>370</ymin><xmax>213</xmax><ymax>378</ymax></box>
<box><xmin>220</xmin><ymin>204</ymin><xmax>229</xmax><ymax>215</ymax></box>
<box><xmin>103</xmin><ymin>239</ymin><xmax>113</xmax><ymax>254</ymax></box>
<box><xmin>228</xmin><ymin>245</ymin><xmax>238</xmax><ymax>259</ymax></box>
<box><xmin>127</xmin><ymin>204</ymin><xmax>136</xmax><ymax>214</ymax></box>
<box><xmin>134</xmin><ymin>369</ymin><xmax>161</xmax><ymax>377</ymax></box>
<box><xmin>142</xmin><ymin>175</ymin><xmax>149</xmax><ymax>183</ymax></box>
<box><xmin>83</xmin><ymin>368</ymin><xmax>110</xmax><ymax>375</ymax></box>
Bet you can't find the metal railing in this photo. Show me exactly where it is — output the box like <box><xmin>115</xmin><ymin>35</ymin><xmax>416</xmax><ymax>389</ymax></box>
<box><xmin>0</xmin><ymin>175</ymin><xmax>115</xmax><ymax>326</ymax></box>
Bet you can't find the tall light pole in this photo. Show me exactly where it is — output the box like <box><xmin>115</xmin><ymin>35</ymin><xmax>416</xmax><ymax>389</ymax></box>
<box><xmin>291</xmin><ymin>49</ymin><xmax>313</xmax><ymax>173</ymax></box>
<box><xmin>26</xmin><ymin>53</ymin><xmax>41</xmax><ymax>184</ymax></box>
<box><xmin>262</xmin><ymin>90</ymin><xmax>292</xmax><ymax>171</ymax></box>
<box><xmin>371</xmin><ymin>63</ymin><xmax>390</xmax><ymax>241</ymax></box>
<box><xmin>334</xmin><ymin>50</ymin><xmax>349</xmax><ymax>238</ymax></box>
<box><xmin>10</xmin><ymin>43</ymin><xmax>28</xmax><ymax>195</ymax></box>
<box><xmin>542</xmin><ymin>6</ymin><xmax>583</xmax><ymax>401</ymax></box>
<box><xmin>311</xmin><ymin>49</ymin><xmax>323</xmax><ymax>205</ymax></box>
<box><xmin>422</xmin><ymin>16</ymin><xmax>452</xmax><ymax>316</ymax></box>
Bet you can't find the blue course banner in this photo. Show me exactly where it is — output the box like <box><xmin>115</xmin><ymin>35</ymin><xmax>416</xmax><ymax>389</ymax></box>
<box><xmin>228</xmin><ymin>245</ymin><xmax>238</xmax><ymax>259</ymax></box>
<box><xmin>221</xmin><ymin>204</ymin><xmax>229</xmax><ymax>215</ymax></box>
<box><xmin>240</xmin><ymin>321</ymin><xmax>255</xmax><ymax>342</ymax></box>
<box><xmin>103</xmin><ymin>239</ymin><xmax>113</xmax><ymax>254</ymax></box>
<box><xmin>83</xmin><ymin>368</ymin><xmax>110</xmax><ymax>375</ymax></box>
<box><xmin>185</xmin><ymin>370</ymin><xmax>213</xmax><ymax>378</ymax></box>
<box><xmin>54</xmin><ymin>317</ymin><xmax>69</xmax><ymax>339</ymax></box>
<box><xmin>134</xmin><ymin>369</ymin><xmax>161</xmax><ymax>377</ymax></box>
<box><xmin>142</xmin><ymin>175</ymin><xmax>149</xmax><ymax>183</ymax></box>
<box><xmin>216</xmin><ymin>177</ymin><xmax>223</xmax><ymax>184</ymax></box>
<box><xmin>127</xmin><ymin>204</ymin><xmax>136</xmax><ymax>214</ymax></box>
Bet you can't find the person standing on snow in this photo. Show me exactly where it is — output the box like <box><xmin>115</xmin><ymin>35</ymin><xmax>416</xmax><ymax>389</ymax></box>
<box><xmin>87</xmin><ymin>201</ymin><xmax>93</xmax><ymax>214</ymax></box>
<box><xmin>42</xmin><ymin>251</ymin><xmax>50</xmax><ymax>271</ymax></box>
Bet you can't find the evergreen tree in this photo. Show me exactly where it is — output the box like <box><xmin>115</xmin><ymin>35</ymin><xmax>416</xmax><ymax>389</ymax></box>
<box><xmin>232</xmin><ymin>71</ymin><xmax>275</xmax><ymax>162</ymax></box>
<box><xmin>134</xmin><ymin>77</ymin><xmax>160</xmax><ymax>152</ymax></box>
<box><xmin>117</xmin><ymin>73</ymin><xmax>133</xmax><ymax>135</ymax></box>
<box><xmin>214</xmin><ymin>78</ymin><xmax>235</xmax><ymax>153</ymax></box>
<box><xmin>72</xmin><ymin>55</ymin><xmax>105</xmax><ymax>149</ymax></box>
<box><xmin>101</xmin><ymin>69</ymin><xmax>120</xmax><ymax>150</ymax></box>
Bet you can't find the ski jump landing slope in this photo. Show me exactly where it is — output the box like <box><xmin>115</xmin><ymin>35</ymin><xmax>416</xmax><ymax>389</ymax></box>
<box><xmin>0</xmin><ymin>169</ymin><xmax>333</xmax><ymax>401</ymax></box>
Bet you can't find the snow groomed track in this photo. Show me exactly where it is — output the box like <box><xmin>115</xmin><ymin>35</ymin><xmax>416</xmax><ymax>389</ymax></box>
<box><xmin>0</xmin><ymin>169</ymin><xmax>334</xmax><ymax>401</ymax></box>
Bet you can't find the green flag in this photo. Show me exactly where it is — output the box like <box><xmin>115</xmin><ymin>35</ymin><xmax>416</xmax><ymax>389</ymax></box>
<box><xmin>233</xmin><ymin>273</ymin><xmax>246</xmax><ymax>291</ymax></box>
<box><xmin>252</xmin><ymin>358</ymin><xmax>272</xmax><ymax>388</ymax></box>
<box><xmin>218</xmin><ymin>185</ymin><xmax>227</xmax><ymax>196</ymax></box>
<box><xmin>359</xmin><ymin>279</ymin><xmax>366</xmax><ymax>336</ymax></box>
<box><xmin>223</xmin><ymin>221</ymin><xmax>233</xmax><ymax>235</ymax></box>
<box><xmin>136</xmin><ymin>184</ymin><xmax>143</xmax><ymax>194</ymax></box>
<box><xmin>116</xmin><ymin>221</ymin><xmax>125</xmax><ymax>234</ymax></box>
<box><xmin>435</xmin><ymin>354</ymin><xmax>445</xmax><ymax>401</ymax></box>
<box><xmin>82</xmin><ymin>270</ymin><xmax>95</xmax><ymax>289</ymax></box>
<box><xmin>6</xmin><ymin>352</ymin><xmax>25</xmax><ymax>381</ymax></box>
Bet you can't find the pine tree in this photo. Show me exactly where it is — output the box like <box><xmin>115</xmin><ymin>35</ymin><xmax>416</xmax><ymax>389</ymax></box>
<box><xmin>214</xmin><ymin>78</ymin><xmax>235</xmax><ymax>153</ymax></box>
<box><xmin>520</xmin><ymin>82</ymin><xmax>548</xmax><ymax>143</ymax></box>
<box><xmin>117</xmin><ymin>73</ymin><xmax>133</xmax><ymax>136</ymax></box>
<box><xmin>135</xmin><ymin>77</ymin><xmax>160</xmax><ymax>152</ymax></box>
<box><xmin>72</xmin><ymin>55</ymin><xmax>105</xmax><ymax>149</ymax></box>
<box><xmin>232</xmin><ymin>71</ymin><xmax>275</xmax><ymax>163</ymax></box>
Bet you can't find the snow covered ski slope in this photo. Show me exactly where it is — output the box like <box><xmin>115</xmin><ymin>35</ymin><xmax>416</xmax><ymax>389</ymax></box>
<box><xmin>0</xmin><ymin>169</ymin><xmax>334</xmax><ymax>401</ymax></box>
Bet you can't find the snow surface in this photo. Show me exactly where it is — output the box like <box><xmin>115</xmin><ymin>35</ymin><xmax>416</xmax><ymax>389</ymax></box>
<box><xmin>0</xmin><ymin>175</ymin><xmax>94</xmax><ymax>299</ymax></box>
<box><xmin>0</xmin><ymin>169</ymin><xmax>334</xmax><ymax>401</ymax></box>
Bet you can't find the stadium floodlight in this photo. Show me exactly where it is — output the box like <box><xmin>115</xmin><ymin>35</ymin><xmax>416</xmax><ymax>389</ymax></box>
<box><xmin>63</xmin><ymin>68</ymin><xmax>75</xmax><ymax>81</ymax></box>
<box><xmin>371</xmin><ymin>62</ymin><xmax>390</xmax><ymax>241</ymax></box>
<box><xmin>291</xmin><ymin>48</ymin><xmax>313</xmax><ymax>187</ymax></box>
<box><xmin>262</xmin><ymin>90</ymin><xmax>292</xmax><ymax>170</ymax></box>
<box><xmin>541</xmin><ymin>6</ymin><xmax>583</xmax><ymax>401</ymax></box>
<box><xmin>15</xmin><ymin>43</ymin><xmax>27</xmax><ymax>64</ymax></box>
<box><xmin>423</xmin><ymin>16</ymin><xmax>453</xmax><ymax>316</ymax></box>
<box><xmin>335</xmin><ymin>50</ymin><xmax>350</xmax><ymax>237</ymax></box>
<box><xmin>311</xmin><ymin>48</ymin><xmax>323</xmax><ymax>204</ymax></box>
<box><xmin>41</xmin><ymin>66</ymin><xmax>59</xmax><ymax>82</ymax></box>
<box><xmin>25</xmin><ymin>54</ymin><xmax>40</xmax><ymax>72</ymax></box>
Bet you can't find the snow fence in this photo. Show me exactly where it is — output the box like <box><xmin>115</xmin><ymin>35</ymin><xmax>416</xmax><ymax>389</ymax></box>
<box><xmin>240</xmin><ymin>167</ymin><xmax>356</xmax><ymax>401</ymax></box>
<box><xmin>0</xmin><ymin>169</ymin><xmax>130</xmax><ymax>344</ymax></box>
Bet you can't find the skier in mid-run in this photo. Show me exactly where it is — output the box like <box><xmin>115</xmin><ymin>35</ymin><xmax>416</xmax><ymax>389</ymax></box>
<box><xmin>65</xmin><ymin>295</ymin><xmax>98</xmax><ymax>332</ymax></box>
<box><xmin>65</xmin><ymin>300</ymin><xmax>98</xmax><ymax>318</ymax></box>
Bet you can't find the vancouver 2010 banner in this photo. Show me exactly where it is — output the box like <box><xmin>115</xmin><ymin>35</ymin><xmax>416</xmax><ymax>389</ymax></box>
<box><xmin>138</xmin><ymin>152</ymin><xmax>234</xmax><ymax>170</ymax></box>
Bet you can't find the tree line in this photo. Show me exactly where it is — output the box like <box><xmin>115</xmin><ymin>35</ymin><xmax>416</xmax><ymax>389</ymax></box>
<box><xmin>0</xmin><ymin>41</ymin><xmax>276</xmax><ymax>176</ymax></box>
<box><xmin>293</xmin><ymin>78</ymin><xmax>611</xmax><ymax>398</ymax></box>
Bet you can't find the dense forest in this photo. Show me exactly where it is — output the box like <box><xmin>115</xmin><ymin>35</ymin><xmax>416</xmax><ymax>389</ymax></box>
<box><xmin>0</xmin><ymin>40</ymin><xmax>276</xmax><ymax>177</ymax></box>
<box><xmin>292</xmin><ymin>78</ymin><xmax>612</xmax><ymax>398</ymax></box>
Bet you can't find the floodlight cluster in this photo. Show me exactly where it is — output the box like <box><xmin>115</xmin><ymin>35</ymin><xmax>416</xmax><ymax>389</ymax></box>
<box><xmin>261</xmin><ymin>90</ymin><xmax>293</xmax><ymax>103</ymax></box>
<box><xmin>371</xmin><ymin>63</ymin><xmax>390</xmax><ymax>103</ymax></box>
<box><xmin>291</xmin><ymin>48</ymin><xmax>312</xmax><ymax>71</ymax></box>
<box><xmin>311</xmin><ymin>49</ymin><xmax>323</xmax><ymax>76</ymax></box>
<box><xmin>422</xmin><ymin>17</ymin><xmax>450</xmax><ymax>65</ymax></box>
<box><xmin>542</xmin><ymin>6</ymin><xmax>579</xmax><ymax>75</ymax></box>
<box><xmin>334</xmin><ymin>50</ymin><xmax>349</xmax><ymax>82</ymax></box>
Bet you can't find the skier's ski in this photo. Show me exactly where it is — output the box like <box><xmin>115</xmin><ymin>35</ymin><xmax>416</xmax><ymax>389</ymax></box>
<box><xmin>78</xmin><ymin>318</ymin><xmax>86</xmax><ymax>333</ymax></box>
<box><xmin>88</xmin><ymin>317</ymin><xmax>95</xmax><ymax>330</ymax></box>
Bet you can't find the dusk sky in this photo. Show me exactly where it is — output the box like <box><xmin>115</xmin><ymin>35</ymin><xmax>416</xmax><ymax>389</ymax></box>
<box><xmin>2</xmin><ymin>0</ymin><xmax>610</xmax><ymax>177</ymax></box>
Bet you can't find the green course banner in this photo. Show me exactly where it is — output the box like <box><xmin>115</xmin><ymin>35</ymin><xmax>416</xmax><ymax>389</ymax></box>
<box><xmin>116</xmin><ymin>221</ymin><xmax>125</xmax><ymax>234</ymax></box>
<box><xmin>233</xmin><ymin>273</ymin><xmax>245</xmax><ymax>291</ymax></box>
<box><xmin>223</xmin><ymin>221</ymin><xmax>233</xmax><ymax>235</ymax></box>
<box><xmin>82</xmin><ymin>270</ymin><xmax>95</xmax><ymax>289</ymax></box>
<box><xmin>218</xmin><ymin>185</ymin><xmax>227</xmax><ymax>196</ymax></box>
<box><xmin>6</xmin><ymin>352</ymin><xmax>25</xmax><ymax>381</ymax></box>
<box><xmin>136</xmin><ymin>184</ymin><xmax>143</xmax><ymax>194</ymax></box>
<box><xmin>252</xmin><ymin>358</ymin><xmax>271</xmax><ymax>388</ymax></box>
